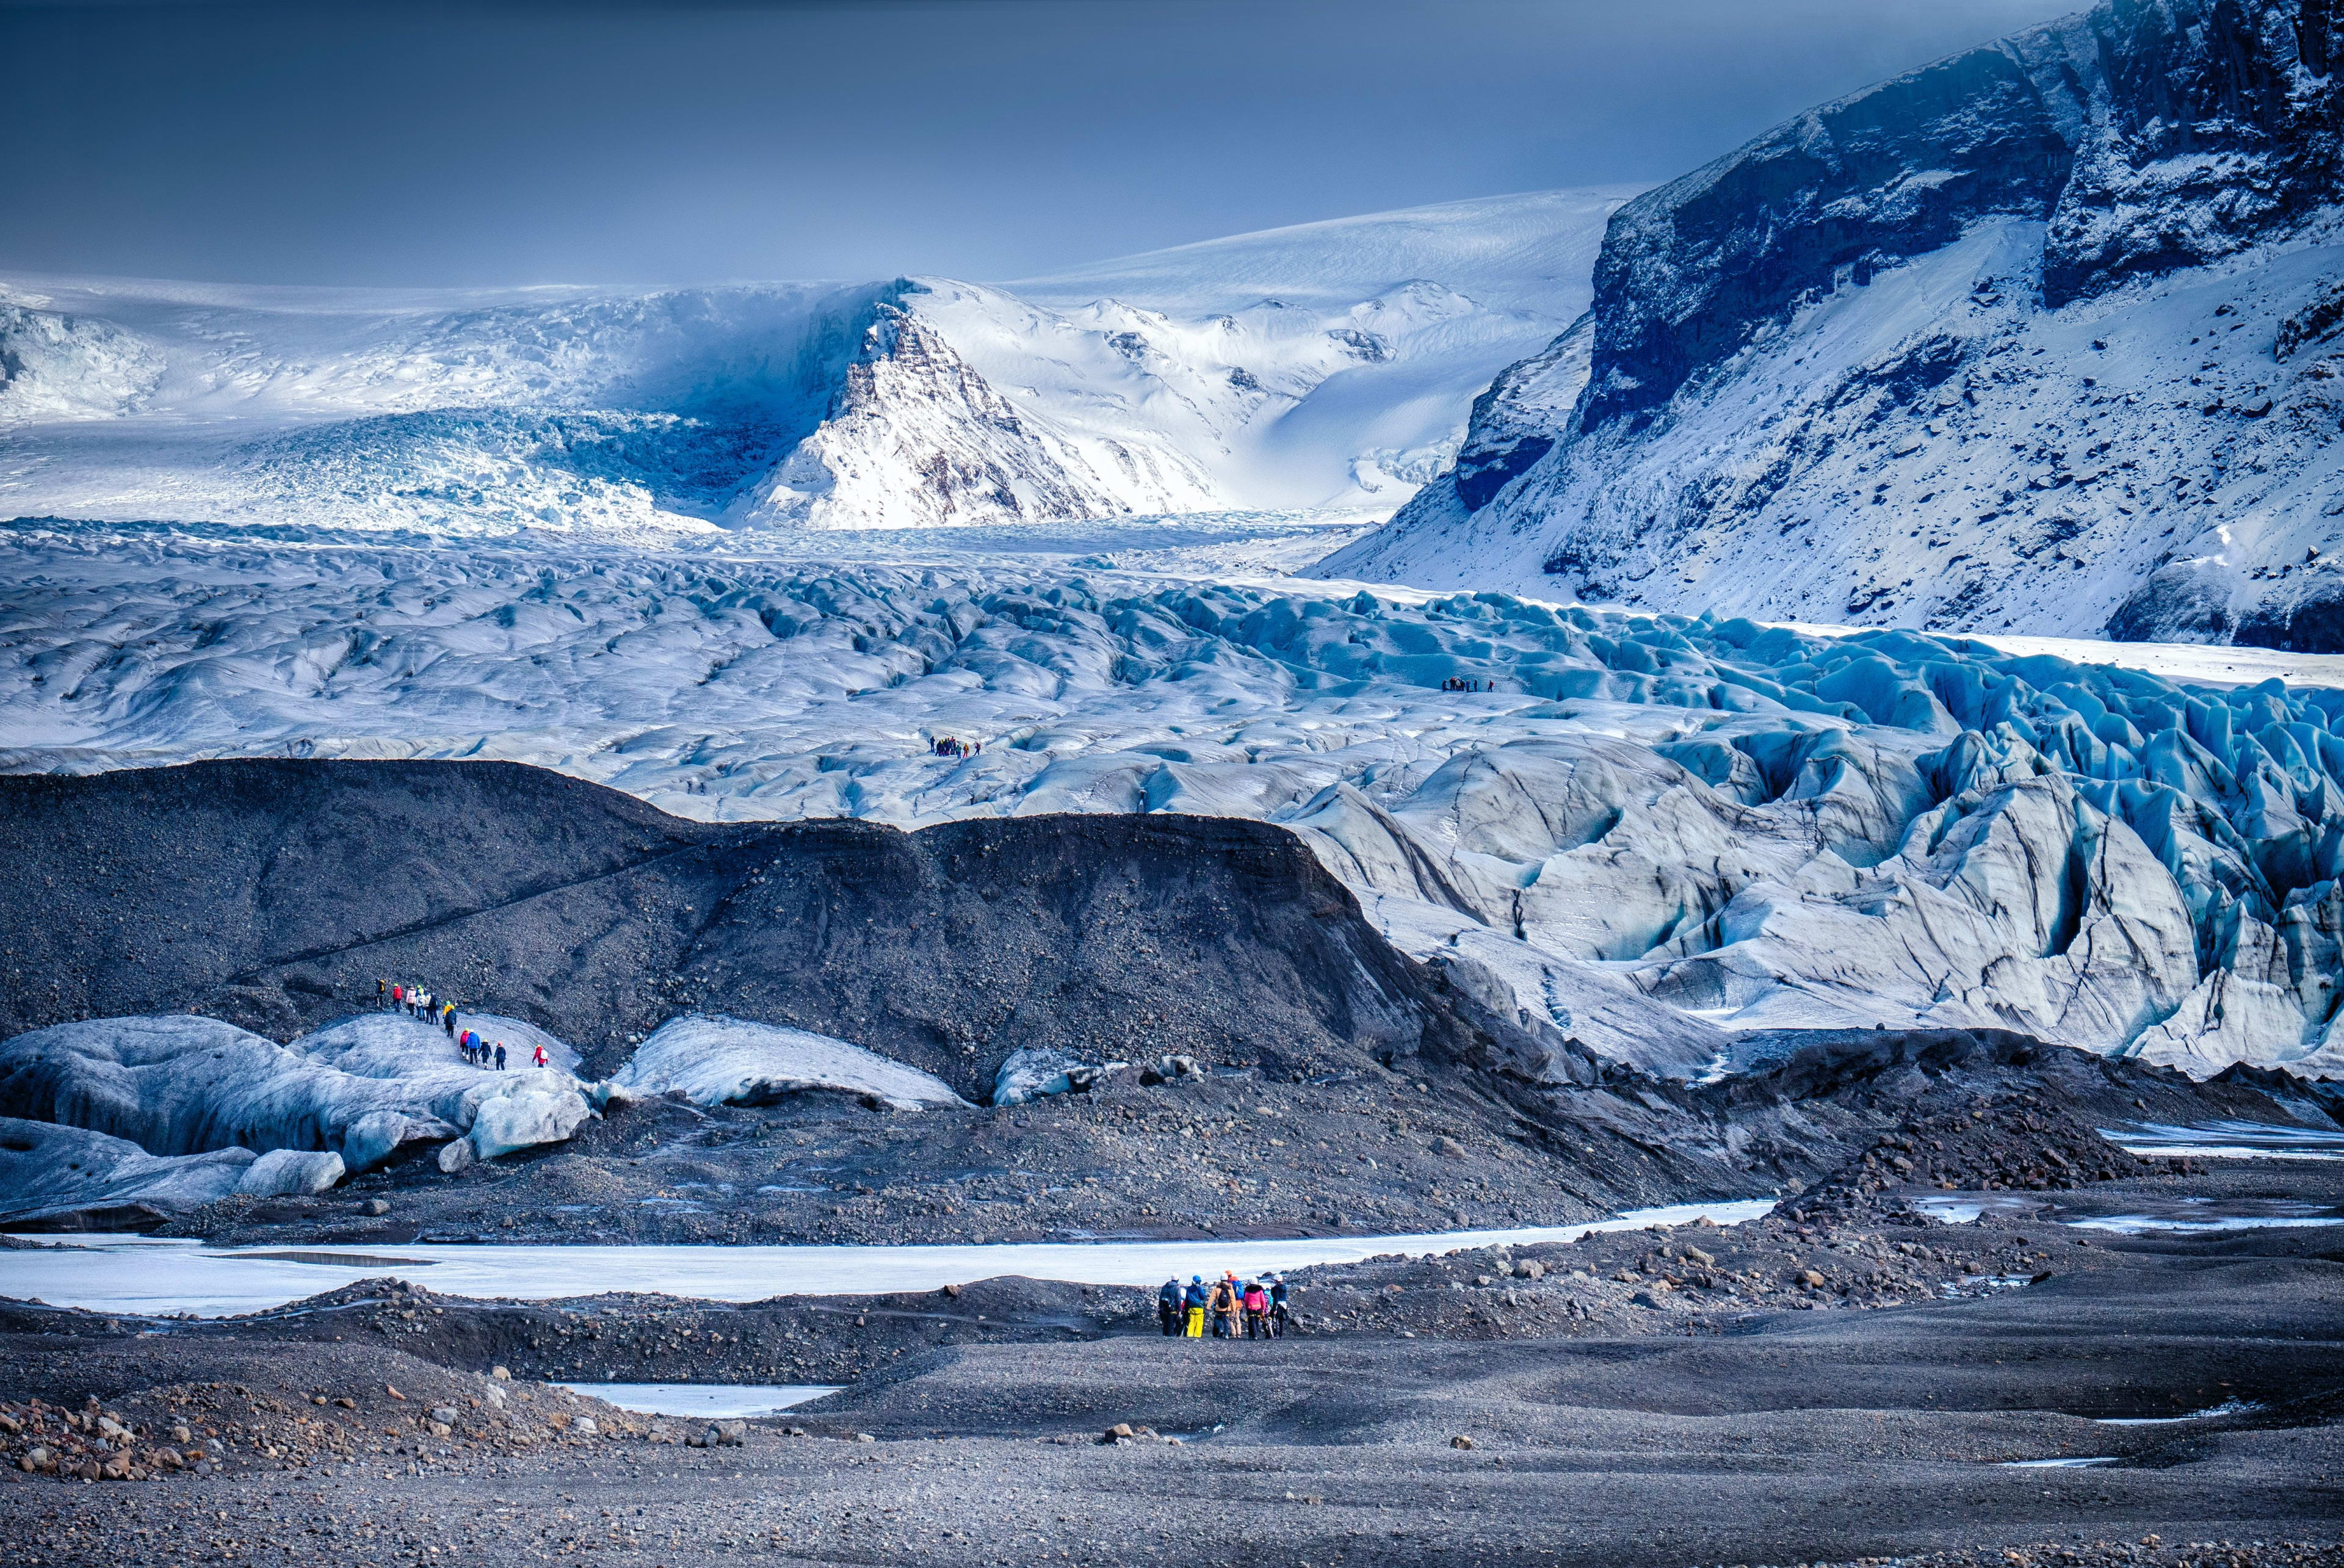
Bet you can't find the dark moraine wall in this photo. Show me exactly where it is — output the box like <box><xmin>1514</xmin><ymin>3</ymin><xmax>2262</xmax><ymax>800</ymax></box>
<box><xmin>0</xmin><ymin>759</ymin><xmax>1506</xmax><ymax>1097</ymax></box>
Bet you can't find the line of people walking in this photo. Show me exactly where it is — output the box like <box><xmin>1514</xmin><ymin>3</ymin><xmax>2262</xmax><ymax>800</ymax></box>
<box><xmin>1157</xmin><ymin>1273</ymin><xmax>1291</xmax><ymax>1339</ymax></box>
<box><xmin>378</xmin><ymin>978</ymin><xmax>547</xmax><ymax>1072</ymax></box>
<box><xmin>930</xmin><ymin>735</ymin><xmax>982</xmax><ymax>758</ymax></box>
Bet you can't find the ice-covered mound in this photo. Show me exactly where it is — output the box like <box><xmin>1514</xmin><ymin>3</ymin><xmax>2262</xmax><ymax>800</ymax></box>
<box><xmin>610</xmin><ymin>1016</ymin><xmax>968</xmax><ymax>1113</ymax></box>
<box><xmin>301</xmin><ymin>1012</ymin><xmax>581</xmax><ymax>1078</ymax></box>
<box><xmin>0</xmin><ymin>1014</ymin><xmax>600</xmax><ymax>1172</ymax></box>
<box><xmin>0</xmin><ymin>1117</ymin><xmax>252</xmax><ymax>1226</ymax></box>
<box><xmin>994</xmin><ymin>1045</ymin><xmax>1129</xmax><ymax>1106</ymax></box>
<box><xmin>10</xmin><ymin>523</ymin><xmax>2344</xmax><ymax>1078</ymax></box>
<box><xmin>990</xmin><ymin>1047</ymin><xmax>1127</xmax><ymax>1107</ymax></box>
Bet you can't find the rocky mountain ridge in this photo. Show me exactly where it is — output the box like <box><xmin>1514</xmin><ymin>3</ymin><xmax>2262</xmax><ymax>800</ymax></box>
<box><xmin>1322</xmin><ymin>0</ymin><xmax>2344</xmax><ymax>649</ymax></box>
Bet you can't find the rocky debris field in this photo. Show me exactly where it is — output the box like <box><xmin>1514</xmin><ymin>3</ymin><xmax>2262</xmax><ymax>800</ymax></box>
<box><xmin>128</xmin><ymin>1025</ymin><xmax>2321</xmax><ymax>1255</ymax></box>
<box><xmin>1779</xmin><ymin>1090</ymin><xmax>2179</xmax><ymax>1225</ymax></box>
<box><xmin>147</xmin><ymin>1066</ymin><xmax>1662</xmax><ymax>1251</ymax></box>
<box><xmin>1798</xmin><ymin>1547</ymin><xmax>2344</xmax><ymax>1568</ymax></box>
<box><xmin>4</xmin><ymin>1161</ymin><xmax>2342</xmax><ymax>1565</ymax></box>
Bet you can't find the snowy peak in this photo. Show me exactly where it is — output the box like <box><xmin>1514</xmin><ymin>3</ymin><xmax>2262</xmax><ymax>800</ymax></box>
<box><xmin>726</xmin><ymin>295</ymin><xmax>1215</xmax><ymax>530</ymax></box>
<box><xmin>1580</xmin><ymin>0</ymin><xmax>2343</xmax><ymax>433</ymax></box>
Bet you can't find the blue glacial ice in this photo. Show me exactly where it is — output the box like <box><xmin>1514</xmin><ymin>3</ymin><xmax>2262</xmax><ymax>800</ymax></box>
<box><xmin>8</xmin><ymin>524</ymin><xmax>2344</xmax><ymax>1078</ymax></box>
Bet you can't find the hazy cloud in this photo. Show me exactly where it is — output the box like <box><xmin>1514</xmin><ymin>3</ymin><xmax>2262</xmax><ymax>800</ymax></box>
<box><xmin>2</xmin><ymin>0</ymin><xmax>2082</xmax><ymax>286</ymax></box>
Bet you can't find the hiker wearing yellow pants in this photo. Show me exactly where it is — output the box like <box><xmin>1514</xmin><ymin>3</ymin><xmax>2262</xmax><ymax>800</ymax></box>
<box><xmin>1182</xmin><ymin>1274</ymin><xmax>1208</xmax><ymax>1337</ymax></box>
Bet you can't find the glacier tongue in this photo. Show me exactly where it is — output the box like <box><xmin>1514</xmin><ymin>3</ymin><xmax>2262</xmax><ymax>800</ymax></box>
<box><xmin>9</xmin><ymin>520</ymin><xmax>2344</xmax><ymax>1080</ymax></box>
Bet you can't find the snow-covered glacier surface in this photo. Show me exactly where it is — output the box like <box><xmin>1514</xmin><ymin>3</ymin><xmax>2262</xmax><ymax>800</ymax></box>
<box><xmin>0</xmin><ymin>188</ymin><xmax>1631</xmax><ymax>538</ymax></box>
<box><xmin>10</xmin><ymin>518</ymin><xmax>2344</xmax><ymax>1080</ymax></box>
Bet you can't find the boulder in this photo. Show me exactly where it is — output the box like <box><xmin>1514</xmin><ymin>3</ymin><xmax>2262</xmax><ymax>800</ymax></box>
<box><xmin>233</xmin><ymin>1147</ymin><xmax>344</xmax><ymax>1198</ymax></box>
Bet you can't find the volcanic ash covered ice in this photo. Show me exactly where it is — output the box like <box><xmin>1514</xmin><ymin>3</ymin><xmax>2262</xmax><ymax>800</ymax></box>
<box><xmin>0</xmin><ymin>1116</ymin><xmax>259</xmax><ymax>1226</ymax></box>
<box><xmin>610</xmin><ymin>1016</ymin><xmax>968</xmax><ymax>1112</ymax></box>
<box><xmin>0</xmin><ymin>1013</ymin><xmax>600</xmax><ymax>1174</ymax></box>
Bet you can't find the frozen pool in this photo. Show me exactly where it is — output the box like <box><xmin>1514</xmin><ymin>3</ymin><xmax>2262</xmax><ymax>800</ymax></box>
<box><xmin>2099</xmin><ymin>1120</ymin><xmax>2344</xmax><ymax>1161</ymax></box>
<box><xmin>0</xmin><ymin>1198</ymin><xmax>1777</xmax><ymax>1317</ymax></box>
<box><xmin>1911</xmin><ymin>1191</ymin><xmax>2344</xmax><ymax>1233</ymax></box>
<box><xmin>555</xmin><ymin>1383</ymin><xmax>843</xmax><ymax>1418</ymax></box>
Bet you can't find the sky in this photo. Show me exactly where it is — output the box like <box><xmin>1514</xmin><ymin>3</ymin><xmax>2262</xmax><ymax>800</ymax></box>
<box><xmin>3</xmin><ymin>0</ymin><xmax>2083</xmax><ymax>289</ymax></box>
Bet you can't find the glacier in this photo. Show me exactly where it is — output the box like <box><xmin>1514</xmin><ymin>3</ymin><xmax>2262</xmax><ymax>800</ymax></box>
<box><xmin>0</xmin><ymin>1118</ymin><xmax>260</xmax><ymax>1226</ymax></box>
<box><xmin>0</xmin><ymin>1012</ymin><xmax>600</xmax><ymax>1172</ymax></box>
<box><xmin>0</xmin><ymin>189</ymin><xmax>1630</xmax><ymax>540</ymax></box>
<box><xmin>7</xmin><ymin>519</ymin><xmax>2344</xmax><ymax>1080</ymax></box>
<box><xmin>609</xmin><ymin>1015</ymin><xmax>968</xmax><ymax>1113</ymax></box>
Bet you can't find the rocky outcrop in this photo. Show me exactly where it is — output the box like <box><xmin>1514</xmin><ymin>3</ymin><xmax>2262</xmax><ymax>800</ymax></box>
<box><xmin>728</xmin><ymin>299</ymin><xmax>1214</xmax><ymax>529</ymax></box>
<box><xmin>1580</xmin><ymin>0</ymin><xmax>2342</xmax><ymax>432</ymax></box>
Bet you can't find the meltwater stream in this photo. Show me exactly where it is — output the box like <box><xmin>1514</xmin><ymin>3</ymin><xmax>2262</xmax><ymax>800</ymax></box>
<box><xmin>0</xmin><ymin>1200</ymin><xmax>1778</xmax><ymax>1318</ymax></box>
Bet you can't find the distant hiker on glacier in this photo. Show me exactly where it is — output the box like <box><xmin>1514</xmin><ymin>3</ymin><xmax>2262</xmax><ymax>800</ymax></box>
<box><xmin>1157</xmin><ymin>1278</ymin><xmax>1182</xmax><ymax>1336</ymax></box>
<box><xmin>442</xmin><ymin>1003</ymin><xmax>457</xmax><ymax>1038</ymax></box>
<box><xmin>531</xmin><ymin>1041</ymin><xmax>549</xmax><ymax>1069</ymax></box>
<box><xmin>494</xmin><ymin>1041</ymin><xmax>507</xmax><ymax>1071</ymax></box>
<box><xmin>377</xmin><ymin>978</ymin><xmax>388</xmax><ymax>1010</ymax></box>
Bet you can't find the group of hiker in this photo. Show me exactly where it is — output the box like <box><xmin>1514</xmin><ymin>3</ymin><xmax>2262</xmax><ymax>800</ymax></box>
<box><xmin>378</xmin><ymin>979</ymin><xmax>548</xmax><ymax>1072</ymax></box>
<box><xmin>1157</xmin><ymin>1273</ymin><xmax>1291</xmax><ymax>1339</ymax></box>
<box><xmin>930</xmin><ymin>735</ymin><xmax>982</xmax><ymax>758</ymax></box>
<box><xmin>1440</xmin><ymin>676</ymin><xmax>1492</xmax><ymax>693</ymax></box>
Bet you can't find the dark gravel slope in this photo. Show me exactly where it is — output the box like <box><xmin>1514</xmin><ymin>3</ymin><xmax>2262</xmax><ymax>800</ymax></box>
<box><xmin>0</xmin><ymin>759</ymin><xmax>1515</xmax><ymax>1097</ymax></box>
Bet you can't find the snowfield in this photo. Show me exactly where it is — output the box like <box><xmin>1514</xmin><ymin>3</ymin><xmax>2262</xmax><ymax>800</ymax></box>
<box><xmin>0</xmin><ymin>187</ymin><xmax>1632</xmax><ymax>539</ymax></box>
<box><xmin>8</xmin><ymin>516</ymin><xmax>2344</xmax><ymax>1085</ymax></box>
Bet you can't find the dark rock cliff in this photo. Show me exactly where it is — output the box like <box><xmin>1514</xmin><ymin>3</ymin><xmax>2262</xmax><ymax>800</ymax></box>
<box><xmin>0</xmin><ymin>760</ymin><xmax>1527</xmax><ymax>1098</ymax></box>
<box><xmin>1580</xmin><ymin>0</ymin><xmax>2342</xmax><ymax>432</ymax></box>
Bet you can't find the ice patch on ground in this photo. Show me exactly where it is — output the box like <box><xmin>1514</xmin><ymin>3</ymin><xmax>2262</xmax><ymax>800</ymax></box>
<box><xmin>2099</xmin><ymin>1119</ymin><xmax>2344</xmax><ymax>1160</ymax></box>
<box><xmin>554</xmin><ymin>1384</ymin><xmax>843</xmax><ymax>1418</ymax></box>
<box><xmin>609</xmin><ymin>1015</ymin><xmax>967</xmax><ymax>1112</ymax></box>
<box><xmin>991</xmin><ymin>1048</ymin><xmax>1127</xmax><ymax>1107</ymax></box>
<box><xmin>0</xmin><ymin>1199</ymin><xmax>1779</xmax><ymax>1315</ymax></box>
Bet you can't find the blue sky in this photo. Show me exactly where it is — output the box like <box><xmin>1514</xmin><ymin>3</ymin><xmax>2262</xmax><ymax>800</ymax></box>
<box><xmin>4</xmin><ymin>0</ymin><xmax>2080</xmax><ymax>287</ymax></box>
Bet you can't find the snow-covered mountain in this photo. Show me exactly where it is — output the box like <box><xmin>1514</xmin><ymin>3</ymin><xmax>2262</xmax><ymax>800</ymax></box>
<box><xmin>0</xmin><ymin>189</ymin><xmax>1632</xmax><ymax>537</ymax></box>
<box><xmin>1322</xmin><ymin>0</ymin><xmax>2344</xmax><ymax>651</ymax></box>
